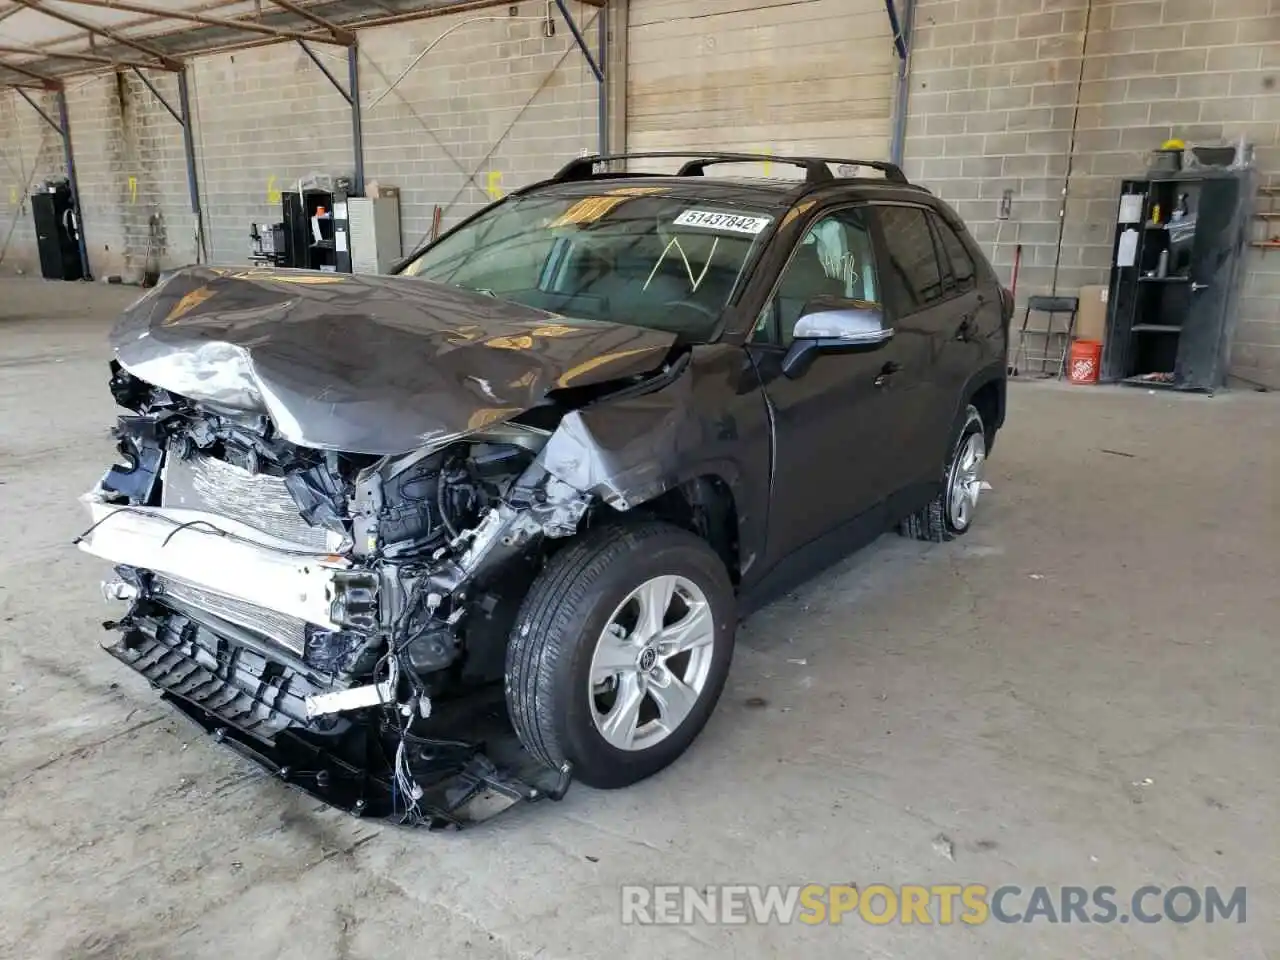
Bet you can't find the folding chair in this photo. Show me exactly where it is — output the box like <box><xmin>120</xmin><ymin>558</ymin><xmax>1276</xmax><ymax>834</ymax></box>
<box><xmin>1011</xmin><ymin>295</ymin><xmax>1079</xmax><ymax>379</ymax></box>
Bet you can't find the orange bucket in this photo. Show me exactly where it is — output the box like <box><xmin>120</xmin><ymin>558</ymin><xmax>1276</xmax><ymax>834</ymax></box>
<box><xmin>1069</xmin><ymin>339</ymin><xmax>1102</xmax><ymax>384</ymax></box>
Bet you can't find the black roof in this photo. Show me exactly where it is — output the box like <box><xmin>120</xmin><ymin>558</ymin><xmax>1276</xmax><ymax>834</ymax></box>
<box><xmin>504</xmin><ymin>152</ymin><xmax>936</xmax><ymax>209</ymax></box>
<box><xmin>527</xmin><ymin>173</ymin><xmax>930</xmax><ymax>208</ymax></box>
<box><xmin>517</xmin><ymin>152</ymin><xmax>931</xmax><ymax>209</ymax></box>
<box><xmin>529</xmin><ymin>175</ymin><xmax>802</xmax><ymax>208</ymax></box>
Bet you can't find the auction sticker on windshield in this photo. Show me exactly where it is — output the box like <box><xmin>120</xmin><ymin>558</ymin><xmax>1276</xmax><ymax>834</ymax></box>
<box><xmin>674</xmin><ymin>209</ymin><xmax>772</xmax><ymax>235</ymax></box>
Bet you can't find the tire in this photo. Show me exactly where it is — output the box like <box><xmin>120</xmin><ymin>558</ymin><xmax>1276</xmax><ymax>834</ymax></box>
<box><xmin>505</xmin><ymin>521</ymin><xmax>736</xmax><ymax>789</ymax></box>
<box><xmin>899</xmin><ymin>404</ymin><xmax>987</xmax><ymax>543</ymax></box>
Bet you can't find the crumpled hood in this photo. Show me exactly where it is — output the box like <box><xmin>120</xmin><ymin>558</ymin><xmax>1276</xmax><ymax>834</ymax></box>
<box><xmin>110</xmin><ymin>266</ymin><xmax>678</xmax><ymax>454</ymax></box>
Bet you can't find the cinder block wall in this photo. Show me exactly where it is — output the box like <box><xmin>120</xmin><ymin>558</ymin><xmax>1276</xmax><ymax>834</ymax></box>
<box><xmin>906</xmin><ymin>0</ymin><xmax>1280</xmax><ymax>386</ymax></box>
<box><xmin>0</xmin><ymin>1</ymin><xmax>599</xmax><ymax>275</ymax></box>
<box><xmin>357</xmin><ymin>2</ymin><xmax>599</xmax><ymax>260</ymax></box>
<box><xmin>189</xmin><ymin>43</ymin><xmax>358</xmax><ymax>266</ymax></box>
<box><xmin>68</xmin><ymin>71</ymin><xmax>196</xmax><ymax>280</ymax></box>
<box><xmin>0</xmin><ymin>77</ymin><xmax>196</xmax><ymax>281</ymax></box>
<box><xmin>0</xmin><ymin>88</ymin><xmax>72</xmax><ymax>277</ymax></box>
<box><xmin>185</xmin><ymin>1</ymin><xmax>599</xmax><ymax>265</ymax></box>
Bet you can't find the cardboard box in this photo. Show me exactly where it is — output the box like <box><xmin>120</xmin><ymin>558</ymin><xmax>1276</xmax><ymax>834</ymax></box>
<box><xmin>363</xmin><ymin>181</ymin><xmax>400</xmax><ymax>201</ymax></box>
<box><xmin>1075</xmin><ymin>284</ymin><xmax>1108</xmax><ymax>344</ymax></box>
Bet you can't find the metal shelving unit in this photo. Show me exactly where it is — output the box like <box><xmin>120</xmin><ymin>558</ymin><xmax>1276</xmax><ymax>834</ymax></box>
<box><xmin>1251</xmin><ymin>186</ymin><xmax>1280</xmax><ymax>252</ymax></box>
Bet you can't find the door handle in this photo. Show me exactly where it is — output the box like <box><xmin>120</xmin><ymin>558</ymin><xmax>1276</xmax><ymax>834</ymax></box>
<box><xmin>1191</xmin><ymin>282</ymin><xmax>1208</xmax><ymax>292</ymax></box>
<box><xmin>874</xmin><ymin>360</ymin><xmax>902</xmax><ymax>387</ymax></box>
<box><xmin>955</xmin><ymin>315</ymin><xmax>975</xmax><ymax>340</ymax></box>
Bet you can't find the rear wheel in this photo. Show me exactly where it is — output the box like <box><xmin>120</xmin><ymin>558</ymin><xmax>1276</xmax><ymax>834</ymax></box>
<box><xmin>505</xmin><ymin>521</ymin><xmax>735</xmax><ymax>789</ymax></box>
<box><xmin>900</xmin><ymin>404</ymin><xmax>986</xmax><ymax>542</ymax></box>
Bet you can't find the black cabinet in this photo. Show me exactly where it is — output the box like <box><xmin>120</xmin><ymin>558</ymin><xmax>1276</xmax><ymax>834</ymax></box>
<box><xmin>31</xmin><ymin>183</ymin><xmax>84</xmax><ymax>281</ymax></box>
<box><xmin>1101</xmin><ymin>169</ymin><xmax>1257</xmax><ymax>391</ymax></box>
<box><xmin>281</xmin><ymin>189</ymin><xmax>338</xmax><ymax>271</ymax></box>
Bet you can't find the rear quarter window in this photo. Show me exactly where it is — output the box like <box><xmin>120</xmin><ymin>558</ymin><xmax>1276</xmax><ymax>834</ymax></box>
<box><xmin>873</xmin><ymin>205</ymin><xmax>944</xmax><ymax>311</ymax></box>
<box><xmin>931</xmin><ymin>213</ymin><xmax>978</xmax><ymax>294</ymax></box>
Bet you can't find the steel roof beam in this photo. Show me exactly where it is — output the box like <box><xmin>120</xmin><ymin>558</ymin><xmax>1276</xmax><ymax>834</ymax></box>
<box><xmin>0</xmin><ymin>55</ymin><xmax>59</xmax><ymax>87</ymax></box>
<box><xmin>297</xmin><ymin>39</ymin><xmax>349</xmax><ymax>103</ymax></box>
<box><xmin>264</xmin><ymin>0</ymin><xmax>354</xmax><ymax>45</ymax></box>
<box><xmin>884</xmin><ymin>0</ymin><xmax>907</xmax><ymax>60</ymax></box>
<box><xmin>0</xmin><ymin>41</ymin><xmax>160</xmax><ymax>69</ymax></box>
<box><xmin>51</xmin><ymin>0</ymin><xmax>333</xmax><ymax>44</ymax></box>
<box><xmin>14</xmin><ymin>85</ymin><xmax>58</xmax><ymax>126</ymax></box>
<box><xmin>12</xmin><ymin>0</ymin><xmax>181</xmax><ymax>69</ymax></box>
<box><xmin>553</xmin><ymin>0</ymin><xmax>601</xmax><ymax>82</ymax></box>
<box><xmin>884</xmin><ymin>0</ymin><xmax>915</xmax><ymax>165</ymax></box>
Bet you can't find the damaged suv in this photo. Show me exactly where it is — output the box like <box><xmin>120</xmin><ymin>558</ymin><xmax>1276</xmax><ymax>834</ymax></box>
<box><xmin>80</xmin><ymin>153</ymin><xmax>1009</xmax><ymax>826</ymax></box>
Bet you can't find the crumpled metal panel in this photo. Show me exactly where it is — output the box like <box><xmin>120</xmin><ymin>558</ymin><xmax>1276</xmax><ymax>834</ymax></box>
<box><xmin>154</xmin><ymin>575</ymin><xmax>308</xmax><ymax>656</ymax></box>
<box><xmin>533</xmin><ymin>357</ymin><xmax>696</xmax><ymax>510</ymax></box>
<box><xmin>108</xmin><ymin>611</ymin><xmax>318</xmax><ymax>741</ymax></box>
<box><xmin>111</xmin><ymin>267</ymin><xmax>677</xmax><ymax>455</ymax></box>
<box><xmin>162</xmin><ymin>447</ymin><xmax>330</xmax><ymax>552</ymax></box>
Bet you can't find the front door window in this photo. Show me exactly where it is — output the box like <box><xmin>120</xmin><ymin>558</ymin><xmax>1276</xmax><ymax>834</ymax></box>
<box><xmin>752</xmin><ymin>208</ymin><xmax>881</xmax><ymax>344</ymax></box>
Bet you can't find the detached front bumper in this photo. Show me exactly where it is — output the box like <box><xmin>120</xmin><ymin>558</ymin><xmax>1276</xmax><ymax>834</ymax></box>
<box><xmin>106</xmin><ymin>603</ymin><xmax>565</xmax><ymax>826</ymax></box>
<box><xmin>77</xmin><ymin>494</ymin><xmax>347</xmax><ymax>632</ymax></box>
<box><xmin>80</xmin><ymin>494</ymin><xmax>570</xmax><ymax>828</ymax></box>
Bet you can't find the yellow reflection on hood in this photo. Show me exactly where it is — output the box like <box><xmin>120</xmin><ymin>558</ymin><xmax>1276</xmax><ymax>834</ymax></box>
<box><xmin>529</xmin><ymin>324</ymin><xmax>579</xmax><ymax>338</ymax></box>
<box><xmin>555</xmin><ymin>346</ymin><xmax>661</xmax><ymax>387</ymax></box>
<box><xmin>466</xmin><ymin>407</ymin><xmax>523</xmax><ymax>430</ymax></box>
<box><xmin>211</xmin><ymin>266</ymin><xmax>346</xmax><ymax>284</ymax></box>
<box><xmin>259</xmin><ymin>273</ymin><xmax>346</xmax><ymax>285</ymax></box>
<box><xmin>162</xmin><ymin>285</ymin><xmax>216</xmax><ymax>324</ymax></box>
<box><xmin>485</xmin><ymin>335</ymin><xmax>536</xmax><ymax>350</ymax></box>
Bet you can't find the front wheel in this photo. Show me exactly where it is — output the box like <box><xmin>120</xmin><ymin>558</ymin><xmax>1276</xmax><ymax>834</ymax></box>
<box><xmin>899</xmin><ymin>404</ymin><xmax>987</xmax><ymax>542</ymax></box>
<box><xmin>505</xmin><ymin>522</ymin><xmax>736</xmax><ymax>789</ymax></box>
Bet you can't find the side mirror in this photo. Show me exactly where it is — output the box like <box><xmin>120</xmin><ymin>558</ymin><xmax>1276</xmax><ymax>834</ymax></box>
<box><xmin>781</xmin><ymin>298</ymin><xmax>894</xmax><ymax>378</ymax></box>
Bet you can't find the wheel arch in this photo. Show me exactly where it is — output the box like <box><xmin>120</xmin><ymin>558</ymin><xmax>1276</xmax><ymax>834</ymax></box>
<box><xmin>633</xmin><ymin>473</ymin><xmax>742</xmax><ymax>588</ymax></box>
<box><xmin>951</xmin><ymin>362</ymin><xmax>1006</xmax><ymax>454</ymax></box>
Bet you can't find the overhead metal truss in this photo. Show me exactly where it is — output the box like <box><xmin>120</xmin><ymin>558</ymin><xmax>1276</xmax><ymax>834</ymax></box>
<box><xmin>0</xmin><ymin>0</ymin><xmax>610</xmax><ymax>275</ymax></box>
<box><xmin>0</xmin><ymin>0</ymin><xmax>606</xmax><ymax>85</ymax></box>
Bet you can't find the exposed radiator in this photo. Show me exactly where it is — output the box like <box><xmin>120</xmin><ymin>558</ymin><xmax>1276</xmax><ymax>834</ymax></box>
<box><xmin>154</xmin><ymin>575</ymin><xmax>308</xmax><ymax>656</ymax></box>
<box><xmin>161</xmin><ymin>447</ymin><xmax>331</xmax><ymax>552</ymax></box>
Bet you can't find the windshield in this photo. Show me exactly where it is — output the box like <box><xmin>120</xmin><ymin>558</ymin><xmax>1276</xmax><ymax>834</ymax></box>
<box><xmin>399</xmin><ymin>190</ymin><xmax>775</xmax><ymax>337</ymax></box>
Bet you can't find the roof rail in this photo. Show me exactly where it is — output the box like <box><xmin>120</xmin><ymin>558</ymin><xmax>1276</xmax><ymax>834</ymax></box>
<box><xmin>551</xmin><ymin>152</ymin><xmax>908</xmax><ymax>185</ymax></box>
<box><xmin>810</xmin><ymin>157</ymin><xmax>908</xmax><ymax>183</ymax></box>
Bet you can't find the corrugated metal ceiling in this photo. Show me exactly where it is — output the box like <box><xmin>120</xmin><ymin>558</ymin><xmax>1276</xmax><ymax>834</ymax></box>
<box><xmin>0</xmin><ymin>0</ymin><xmax>544</xmax><ymax>87</ymax></box>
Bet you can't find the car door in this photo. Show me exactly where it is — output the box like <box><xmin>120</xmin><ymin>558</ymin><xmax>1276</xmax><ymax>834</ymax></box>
<box><xmin>927</xmin><ymin>211</ymin><xmax>1004</xmax><ymax>422</ymax></box>
<box><xmin>868</xmin><ymin>203</ymin><xmax>960</xmax><ymax>495</ymax></box>
<box><xmin>745</xmin><ymin>205</ymin><xmax>914</xmax><ymax>565</ymax></box>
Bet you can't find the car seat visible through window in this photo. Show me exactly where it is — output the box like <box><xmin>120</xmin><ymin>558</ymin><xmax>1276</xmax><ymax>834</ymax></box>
<box><xmin>775</xmin><ymin>243</ymin><xmax>847</xmax><ymax>340</ymax></box>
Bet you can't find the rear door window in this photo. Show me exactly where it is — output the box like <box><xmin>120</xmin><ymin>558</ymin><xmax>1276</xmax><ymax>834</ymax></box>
<box><xmin>931</xmin><ymin>214</ymin><xmax>978</xmax><ymax>296</ymax></box>
<box><xmin>873</xmin><ymin>206</ymin><xmax>944</xmax><ymax>313</ymax></box>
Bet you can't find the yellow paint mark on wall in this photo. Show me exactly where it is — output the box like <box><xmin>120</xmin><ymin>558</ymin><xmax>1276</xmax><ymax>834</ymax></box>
<box><xmin>128</xmin><ymin>176</ymin><xmax>138</xmax><ymax>204</ymax></box>
<box><xmin>8</xmin><ymin>186</ymin><xmax>16</xmax><ymax>205</ymax></box>
<box><xmin>267</xmin><ymin>175</ymin><xmax>281</xmax><ymax>205</ymax></box>
<box><xmin>485</xmin><ymin>170</ymin><xmax>504</xmax><ymax>201</ymax></box>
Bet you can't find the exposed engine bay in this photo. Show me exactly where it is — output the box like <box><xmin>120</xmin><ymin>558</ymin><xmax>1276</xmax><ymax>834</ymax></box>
<box><xmin>79</xmin><ymin>362</ymin><xmax>648</xmax><ymax>826</ymax></box>
<box><xmin>74</xmin><ymin>263</ymin><xmax>714</xmax><ymax>826</ymax></box>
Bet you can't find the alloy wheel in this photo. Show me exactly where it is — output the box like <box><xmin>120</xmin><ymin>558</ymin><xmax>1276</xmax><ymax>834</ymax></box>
<box><xmin>588</xmin><ymin>575</ymin><xmax>716</xmax><ymax>751</ymax></box>
<box><xmin>947</xmin><ymin>430</ymin><xmax>986</xmax><ymax>530</ymax></box>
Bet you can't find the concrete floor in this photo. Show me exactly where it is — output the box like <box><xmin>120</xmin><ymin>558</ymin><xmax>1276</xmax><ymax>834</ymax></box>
<box><xmin>1</xmin><ymin>278</ymin><xmax>1276</xmax><ymax>959</ymax></box>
